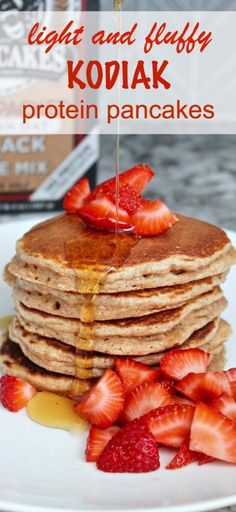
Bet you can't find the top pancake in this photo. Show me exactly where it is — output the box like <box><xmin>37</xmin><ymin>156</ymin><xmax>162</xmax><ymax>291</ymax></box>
<box><xmin>9</xmin><ymin>213</ymin><xmax>235</xmax><ymax>293</ymax></box>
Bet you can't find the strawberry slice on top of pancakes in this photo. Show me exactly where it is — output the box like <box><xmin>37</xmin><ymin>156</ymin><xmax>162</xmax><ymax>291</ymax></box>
<box><xmin>63</xmin><ymin>165</ymin><xmax>178</xmax><ymax>236</ymax></box>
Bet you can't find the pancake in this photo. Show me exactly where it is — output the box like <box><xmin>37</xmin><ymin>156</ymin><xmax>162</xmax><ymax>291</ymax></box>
<box><xmin>113</xmin><ymin>318</ymin><xmax>229</xmax><ymax>365</ymax></box>
<box><xmin>0</xmin><ymin>337</ymin><xmax>227</xmax><ymax>397</ymax></box>
<box><xmin>10</xmin><ymin>316</ymin><xmax>220</xmax><ymax>369</ymax></box>
<box><xmin>133</xmin><ymin>318</ymin><xmax>230</xmax><ymax>366</ymax></box>
<box><xmin>8</xmin><ymin>248</ymin><xmax>235</xmax><ymax>295</ymax></box>
<box><xmin>15</xmin><ymin>296</ymin><xmax>227</xmax><ymax>355</ymax></box>
<box><xmin>2</xmin><ymin>213</ymin><xmax>235</xmax><ymax>394</ymax></box>
<box><xmin>75</xmin><ymin>298</ymin><xmax>227</xmax><ymax>355</ymax></box>
<box><xmin>208</xmin><ymin>348</ymin><xmax>226</xmax><ymax>371</ymax></box>
<box><xmin>7</xmin><ymin>214</ymin><xmax>236</xmax><ymax>293</ymax></box>
<box><xmin>7</xmin><ymin>269</ymin><xmax>227</xmax><ymax>321</ymax></box>
<box><xmin>202</xmin><ymin>320</ymin><xmax>231</xmax><ymax>355</ymax></box>
<box><xmin>14</xmin><ymin>286</ymin><xmax>223</xmax><ymax>339</ymax></box>
<box><xmin>9</xmin><ymin>318</ymin><xmax>230</xmax><ymax>379</ymax></box>
<box><xmin>0</xmin><ymin>336</ymin><xmax>92</xmax><ymax>397</ymax></box>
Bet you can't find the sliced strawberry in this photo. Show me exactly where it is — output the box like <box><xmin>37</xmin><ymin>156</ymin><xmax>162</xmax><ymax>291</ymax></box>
<box><xmin>197</xmin><ymin>453</ymin><xmax>215</xmax><ymax>465</ymax></box>
<box><xmin>176</xmin><ymin>371</ymin><xmax>232</xmax><ymax>404</ymax></box>
<box><xmin>68</xmin><ymin>167</ymin><xmax>177</xmax><ymax>237</ymax></box>
<box><xmin>110</xmin><ymin>184</ymin><xmax>141</xmax><ymax>215</ymax></box>
<box><xmin>175</xmin><ymin>373</ymin><xmax>204</xmax><ymax>402</ymax></box>
<box><xmin>0</xmin><ymin>375</ymin><xmax>36</xmax><ymax>412</ymax></box>
<box><xmin>226</xmin><ymin>368</ymin><xmax>236</xmax><ymax>382</ymax></box>
<box><xmin>86</xmin><ymin>426</ymin><xmax>120</xmax><ymax>462</ymax></box>
<box><xmin>166</xmin><ymin>438</ymin><xmax>198</xmax><ymax>470</ymax></box>
<box><xmin>97</xmin><ymin>419</ymin><xmax>160</xmax><ymax>473</ymax></box>
<box><xmin>167</xmin><ymin>442</ymin><xmax>214</xmax><ymax>468</ymax></box>
<box><xmin>226</xmin><ymin>368</ymin><xmax>236</xmax><ymax>397</ymax></box>
<box><xmin>64</xmin><ymin>166</ymin><xmax>177</xmax><ymax>237</ymax></box>
<box><xmin>74</xmin><ymin>369</ymin><xmax>124</xmax><ymax>428</ymax></box>
<box><xmin>123</xmin><ymin>382</ymin><xmax>173</xmax><ymax>423</ymax></box>
<box><xmin>143</xmin><ymin>404</ymin><xmax>195</xmax><ymax>448</ymax></box>
<box><xmin>190</xmin><ymin>403</ymin><xmax>236</xmax><ymax>464</ymax></box>
<box><xmin>98</xmin><ymin>165</ymin><xmax>154</xmax><ymax>195</ymax></box>
<box><xmin>158</xmin><ymin>376</ymin><xmax>176</xmax><ymax>395</ymax></box>
<box><xmin>78</xmin><ymin>197</ymin><xmax>134</xmax><ymax>233</ymax></box>
<box><xmin>160</xmin><ymin>348</ymin><xmax>210</xmax><ymax>381</ymax></box>
<box><xmin>212</xmin><ymin>393</ymin><xmax>236</xmax><ymax>423</ymax></box>
<box><xmin>87</xmin><ymin>165</ymin><xmax>154</xmax><ymax>205</ymax></box>
<box><xmin>89</xmin><ymin>182</ymin><xmax>141</xmax><ymax>216</ymax></box>
<box><xmin>114</xmin><ymin>358</ymin><xmax>159</xmax><ymax>395</ymax></box>
<box><xmin>231</xmin><ymin>383</ymin><xmax>236</xmax><ymax>400</ymax></box>
<box><xmin>131</xmin><ymin>199</ymin><xmax>178</xmax><ymax>237</ymax></box>
<box><xmin>226</xmin><ymin>370</ymin><xmax>236</xmax><ymax>399</ymax></box>
<box><xmin>225</xmin><ymin>368</ymin><xmax>236</xmax><ymax>381</ymax></box>
<box><xmin>63</xmin><ymin>178</ymin><xmax>90</xmax><ymax>213</ymax></box>
<box><xmin>202</xmin><ymin>372</ymin><xmax>233</xmax><ymax>400</ymax></box>
<box><xmin>174</xmin><ymin>395</ymin><xmax>196</xmax><ymax>406</ymax></box>
<box><xmin>166</xmin><ymin>435</ymin><xmax>214</xmax><ymax>468</ymax></box>
<box><xmin>118</xmin><ymin>165</ymin><xmax>154</xmax><ymax>193</ymax></box>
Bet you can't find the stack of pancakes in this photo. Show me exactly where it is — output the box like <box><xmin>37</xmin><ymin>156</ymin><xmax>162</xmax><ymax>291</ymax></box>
<box><xmin>0</xmin><ymin>214</ymin><xmax>235</xmax><ymax>397</ymax></box>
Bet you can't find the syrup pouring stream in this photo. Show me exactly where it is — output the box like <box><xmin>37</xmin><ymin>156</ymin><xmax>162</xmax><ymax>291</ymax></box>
<box><xmin>69</xmin><ymin>1</ymin><xmax>130</xmax><ymax>399</ymax></box>
<box><xmin>114</xmin><ymin>0</ymin><xmax>123</xmax><ymax>231</ymax></box>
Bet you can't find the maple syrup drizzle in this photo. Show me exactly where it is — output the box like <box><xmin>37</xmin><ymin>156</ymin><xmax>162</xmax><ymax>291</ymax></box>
<box><xmin>68</xmin><ymin>1</ymin><xmax>127</xmax><ymax>397</ymax></box>
<box><xmin>114</xmin><ymin>0</ymin><xmax>123</xmax><ymax>10</ymax></box>
<box><xmin>27</xmin><ymin>391</ymin><xmax>89</xmax><ymax>433</ymax></box>
<box><xmin>63</xmin><ymin>236</ymin><xmax>112</xmax><ymax>395</ymax></box>
<box><xmin>0</xmin><ymin>316</ymin><xmax>13</xmax><ymax>331</ymax></box>
<box><xmin>114</xmin><ymin>0</ymin><xmax>123</xmax><ymax>231</ymax></box>
<box><xmin>63</xmin><ymin>229</ymin><xmax>138</xmax><ymax>397</ymax></box>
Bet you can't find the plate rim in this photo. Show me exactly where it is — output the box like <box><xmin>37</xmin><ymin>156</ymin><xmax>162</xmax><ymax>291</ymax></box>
<box><xmin>1</xmin><ymin>493</ymin><xmax>236</xmax><ymax>512</ymax></box>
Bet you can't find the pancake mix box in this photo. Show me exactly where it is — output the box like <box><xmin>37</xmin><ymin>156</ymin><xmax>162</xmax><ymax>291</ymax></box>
<box><xmin>0</xmin><ymin>0</ymin><xmax>99</xmax><ymax>214</ymax></box>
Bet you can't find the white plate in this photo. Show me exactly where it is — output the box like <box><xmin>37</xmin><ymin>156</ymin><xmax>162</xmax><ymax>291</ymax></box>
<box><xmin>0</xmin><ymin>218</ymin><xmax>236</xmax><ymax>512</ymax></box>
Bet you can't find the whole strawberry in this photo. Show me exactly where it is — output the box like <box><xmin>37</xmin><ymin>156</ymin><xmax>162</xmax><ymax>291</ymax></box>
<box><xmin>97</xmin><ymin>419</ymin><xmax>160</xmax><ymax>473</ymax></box>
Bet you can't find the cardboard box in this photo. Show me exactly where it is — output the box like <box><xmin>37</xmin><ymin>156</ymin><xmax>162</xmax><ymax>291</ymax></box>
<box><xmin>0</xmin><ymin>0</ymin><xmax>99</xmax><ymax>214</ymax></box>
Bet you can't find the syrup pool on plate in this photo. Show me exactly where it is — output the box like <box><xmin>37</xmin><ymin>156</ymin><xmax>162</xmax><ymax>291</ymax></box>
<box><xmin>0</xmin><ymin>316</ymin><xmax>13</xmax><ymax>331</ymax></box>
<box><xmin>27</xmin><ymin>391</ymin><xmax>89</xmax><ymax>432</ymax></box>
